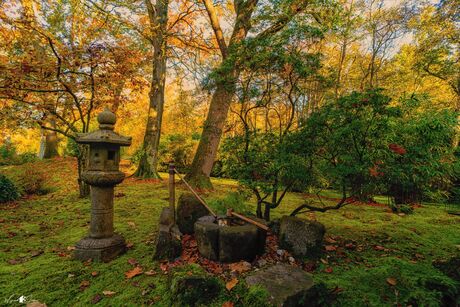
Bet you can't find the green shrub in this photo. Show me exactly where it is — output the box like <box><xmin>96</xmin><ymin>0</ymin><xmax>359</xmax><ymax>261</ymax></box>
<box><xmin>208</xmin><ymin>191</ymin><xmax>250</xmax><ymax>215</ymax></box>
<box><xmin>0</xmin><ymin>174</ymin><xmax>20</xmax><ymax>203</ymax></box>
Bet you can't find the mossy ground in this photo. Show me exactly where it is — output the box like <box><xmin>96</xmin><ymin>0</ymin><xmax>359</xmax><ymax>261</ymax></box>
<box><xmin>1</xmin><ymin>158</ymin><xmax>459</xmax><ymax>306</ymax></box>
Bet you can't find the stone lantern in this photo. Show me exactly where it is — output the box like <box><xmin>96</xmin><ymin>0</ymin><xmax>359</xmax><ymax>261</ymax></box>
<box><xmin>74</xmin><ymin>108</ymin><xmax>131</xmax><ymax>262</ymax></box>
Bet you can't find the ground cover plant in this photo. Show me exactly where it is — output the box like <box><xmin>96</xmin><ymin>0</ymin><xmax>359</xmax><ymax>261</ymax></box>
<box><xmin>0</xmin><ymin>159</ymin><xmax>459</xmax><ymax>306</ymax></box>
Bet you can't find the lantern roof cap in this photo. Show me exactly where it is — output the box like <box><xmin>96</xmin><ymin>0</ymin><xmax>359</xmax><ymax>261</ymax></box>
<box><xmin>75</xmin><ymin>108</ymin><xmax>131</xmax><ymax>146</ymax></box>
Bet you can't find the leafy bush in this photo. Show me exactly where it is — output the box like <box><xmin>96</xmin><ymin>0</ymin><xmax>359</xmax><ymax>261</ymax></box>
<box><xmin>0</xmin><ymin>174</ymin><xmax>20</xmax><ymax>203</ymax></box>
<box><xmin>294</xmin><ymin>91</ymin><xmax>457</xmax><ymax>206</ymax></box>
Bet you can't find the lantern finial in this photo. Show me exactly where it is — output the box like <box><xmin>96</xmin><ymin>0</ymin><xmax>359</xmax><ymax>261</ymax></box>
<box><xmin>97</xmin><ymin>107</ymin><xmax>116</xmax><ymax>130</ymax></box>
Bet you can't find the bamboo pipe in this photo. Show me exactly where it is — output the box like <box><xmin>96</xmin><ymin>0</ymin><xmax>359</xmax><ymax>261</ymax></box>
<box><xmin>226</xmin><ymin>209</ymin><xmax>269</xmax><ymax>231</ymax></box>
<box><xmin>173</xmin><ymin>168</ymin><xmax>218</xmax><ymax>218</ymax></box>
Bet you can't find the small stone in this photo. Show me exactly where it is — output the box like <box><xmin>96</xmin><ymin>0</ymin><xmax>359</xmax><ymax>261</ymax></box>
<box><xmin>277</xmin><ymin>249</ymin><xmax>285</xmax><ymax>257</ymax></box>
<box><xmin>256</xmin><ymin>259</ymin><xmax>267</xmax><ymax>267</ymax></box>
<box><xmin>288</xmin><ymin>257</ymin><xmax>295</xmax><ymax>263</ymax></box>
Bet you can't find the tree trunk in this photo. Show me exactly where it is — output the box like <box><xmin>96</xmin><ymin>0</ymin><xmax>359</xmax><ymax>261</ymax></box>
<box><xmin>38</xmin><ymin>119</ymin><xmax>59</xmax><ymax>159</ymax></box>
<box><xmin>185</xmin><ymin>72</ymin><xmax>237</xmax><ymax>188</ymax></box>
<box><xmin>77</xmin><ymin>144</ymin><xmax>90</xmax><ymax>197</ymax></box>
<box><xmin>135</xmin><ymin>0</ymin><xmax>169</xmax><ymax>179</ymax></box>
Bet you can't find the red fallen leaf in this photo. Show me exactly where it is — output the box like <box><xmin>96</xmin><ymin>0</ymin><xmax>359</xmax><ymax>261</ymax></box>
<box><xmin>324</xmin><ymin>237</ymin><xmax>337</xmax><ymax>244</ymax></box>
<box><xmin>127</xmin><ymin>258</ymin><xmax>138</xmax><ymax>266</ymax></box>
<box><xmin>389</xmin><ymin>143</ymin><xmax>406</xmax><ymax>155</ymax></box>
<box><xmin>91</xmin><ymin>294</ymin><xmax>102</xmax><ymax>304</ymax></box>
<box><xmin>325</xmin><ymin>245</ymin><xmax>337</xmax><ymax>251</ymax></box>
<box><xmin>373</xmin><ymin>245</ymin><xmax>385</xmax><ymax>251</ymax></box>
<box><xmin>58</xmin><ymin>252</ymin><xmax>69</xmax><ymax>257</ymax></box>
<box><xmin>91</xmin><ymin>271</ymin><xmax>98</xmax><ymax>277</ymax></box>
<box><xmin>226</xmin><ymin>278</ymin><xmax>239</xmax><ymax>291</ymax></box>
<box><xmin>160</xmin><ymin>263</ymin><xmax>169</xmax><ymax>272</ymax></box>
<box><xmin>345</xmin><ymin>243</ymin><xmax>355</xmax><ymax>250</ymax></box>
<box><xmin>125</xmin><ymin>266</ymin><xmax>143</xmax><ymax>279</ymax></box>
<box><xmin>324</xmin><ymin>267</ymin><xmax>333</xmax><ymax>273</ymax></box>
<box><xmin>331</xmin><ymin>286</ymin><xmax>344</xmax><ymax>294</ymax></box>
<box><xmin>386</xmin><ymin>277</ymin><xmax>397</xmax><ymax>286</ymax></box>
<box><xmin>222</xmin><ymin>302</ymin><xmax>234</xmax><ymax>307</ymax></box>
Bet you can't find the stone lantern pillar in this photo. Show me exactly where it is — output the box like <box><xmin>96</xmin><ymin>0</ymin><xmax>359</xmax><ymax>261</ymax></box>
<box><xmin>74</xmin><ymin>108</ymin><xmax>131</xmax><ymax>262</ymax></box>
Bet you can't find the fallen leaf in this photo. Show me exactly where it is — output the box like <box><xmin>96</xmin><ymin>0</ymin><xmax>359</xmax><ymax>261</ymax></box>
<box><xmin>102</xmin><ymin>290</ymin><xmax>116</xmax><ymax>297</ymax></box>
<box><xmin>127</xmin><ymin>221</ymin><xmax>136</xmax><ymax>228</ymax></box>
<box><xmin>30</xmin><ymin>250</ymin><xmax>44</xmax><ymax>257</ymax></box>
<box><xmin>226</xmin><ymin>278</ymin><xmax>239</xmax><ymax>291</ymax></box>
<box><xmin>66</xmin><ymin>246</ymin><xmax>76</xmax><ymax>251</ymax></box>
<box><xmin>126</xmin><ymin>242</ymin><xmax>134</xmax><ymax>249</ymax></box>
<box><xmin>125</xmin><ymin>266</ymin><xmax>143</xmax><ymax>279</ymax></box>
<box><xmin>324</xmin><ymin>237</ymin><xmax>337</xmax><ymax>244</ymax></box>
<box><xmin>222</xmin><ymin>302</ymin><xmax>234</xmax><ymax>307</ymax></box>
<box><xmin>324</xmin><ymin>267</ymin><xmax>333</xmax><ymax>273</ymax></box>
<box><xmin>229</xmin><ymin>261</ymin><xmax>251</xmax><ymax>273</ymax></box>
<box><xmin>145</xmin><ymin>270</ymin><xmax>156</xmax><ymax>276</ymax></box>
<box><xmin>91</xmin><ymin>271</ymin><xmax>98</xmax><ymax>277</ymax></box>
<box><xmin>127</xmin><ymin>258</ymin><xmax>138</xmax><ymax>266</ymax></box>
<box><xmin>386</xmin><ymin>277</ymin><xmax>397</xmax><ymax>286</ymax></box>
<box><xmin>91</xmin><ymin>294</ymin><xmax>102</xmax><ymax>304</ymax></box>
<box><xmin>325</xmin><ymin>245</ymin><xmax>337</xmax><ymax>251</ymax></box>
<box><xmin>373</xmin><ymin>245</ymin><xmax>385</xmax><ymax>251</ymax></box>
<box><xmin>80</xmin><ymin>280</ymin><xmax>90</xmax><ymax>291</ymax></box>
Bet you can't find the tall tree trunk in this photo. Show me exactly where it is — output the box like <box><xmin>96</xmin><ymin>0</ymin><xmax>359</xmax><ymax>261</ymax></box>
<box><xmin>135</xmin><ymin>0</ymin><xmax>168</xmax><ymax>179</ymax></box>
<box><xmin>38</xmin><ymin>119</ymin><xmax>59</xmax><ymax>159</ymax></box>
<box><xmin>186</xmin><ymin>0</ymin><xmax>258</xmax><ymax>188</ymax></box>
<box><xmin>77</xmin><ymin>144</ymin><xmax>90</xmax><ymax>197</ymax></box>
<box><xmin>185</xmin><ymin>70</ymin><xmax>238</xmax><ymax>187</ymax></box>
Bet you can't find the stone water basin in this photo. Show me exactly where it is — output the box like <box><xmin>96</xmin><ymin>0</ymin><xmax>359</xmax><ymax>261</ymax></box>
<box><xmin>194</xmin><ymin>215</ymin><xmax>266</xmax><ymax>262</ymax></box>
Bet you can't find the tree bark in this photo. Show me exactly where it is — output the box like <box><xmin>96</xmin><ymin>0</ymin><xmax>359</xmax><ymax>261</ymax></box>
<box><xmin>186</xmin><ymin>0</ymin><xmax>258</xmax><ymax>188</ymax></box>
<box><xmin>135</xmin><ymin>0</ymin><xmax>169</xmax><ymax>179</ymax></box>
<box><xmin>77</xmin><ymin>144</ymin><xmax>90</xmax><ymax>197</ymax></box>
<box><xmin>38</xmin><ymin>119</ymin><xmax>59</xmax><ymax>159</ymax></box>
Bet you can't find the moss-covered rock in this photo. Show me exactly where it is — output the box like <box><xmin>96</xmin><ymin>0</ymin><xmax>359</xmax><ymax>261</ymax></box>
<box><xmin>279</xmin><ymin>216</ymin><xmax>325</xmax><ymax>258</ymax></box>
<box><xmin>169</xmin><ymin>264</ymin><xmax>222</xmax><ymax>306</ymax></box>
<box><xmin>177</xmin><ymin>193</ymin><xmax>209</xmax><ymax>234</ymax></box>
<box><xmin>246</xmin><ymin>264</ymin><xmax>315</xmax><ymax>307</ymax></box>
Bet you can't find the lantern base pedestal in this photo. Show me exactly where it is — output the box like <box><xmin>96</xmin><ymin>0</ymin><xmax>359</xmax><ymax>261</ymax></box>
<box><xmin>74</xmin><ymin>233</ymin><xmax>126</xmax><ymax>262</ymax></box>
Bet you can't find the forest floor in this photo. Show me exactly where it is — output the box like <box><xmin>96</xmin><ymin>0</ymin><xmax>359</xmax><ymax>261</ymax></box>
<box><xmin>1</xmin><ymin>158</ymin><xmax>459</xmax><ymax>306</ymax></box>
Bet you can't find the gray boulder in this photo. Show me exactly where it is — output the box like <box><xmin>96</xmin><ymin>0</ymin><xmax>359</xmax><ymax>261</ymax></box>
<box><xmin>279</xmin><ymin>216</ymin><xmax>325</xmax><ymax>258</ymax></box>
<box><xmin>176</xmin><ymin>193</ymin><xmax>209</xmax><ymax>234</ymax></box>
<box><xmin>245</xmin><ymin>264</ymin><xmax>315</xmax><ymax>307</ymax></box>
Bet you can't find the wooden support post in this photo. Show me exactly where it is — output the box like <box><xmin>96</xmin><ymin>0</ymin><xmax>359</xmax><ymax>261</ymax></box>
<box><xmin>169</xmin><ymin>163</ymin><xmax>176</xmax><ymax>223</ymax></box>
